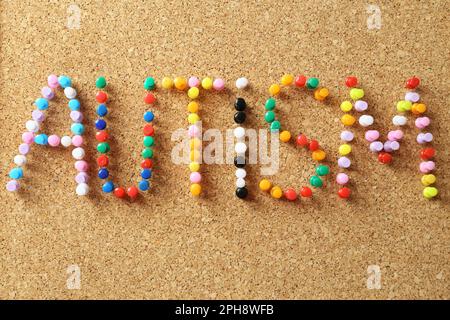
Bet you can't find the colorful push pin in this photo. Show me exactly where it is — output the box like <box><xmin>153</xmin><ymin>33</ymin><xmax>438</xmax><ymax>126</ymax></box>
<box><xmin>284</xmin><ymin>188</ymin><xmax>297</xmax><ymax>201</ymax></box>
<box><xmin>405</xmin><ymin>76</ymin><xmax>420</xmax><ymax>89</ymax></box>
<box><xmin>338</xmin><ymin>187</ymin><xmax>351</xmax><ymax>199</ymax></box>
<box><xmin>345</xmin><ymin>76</ymin><xmax>358</xmax><ymax>88</ymax></box>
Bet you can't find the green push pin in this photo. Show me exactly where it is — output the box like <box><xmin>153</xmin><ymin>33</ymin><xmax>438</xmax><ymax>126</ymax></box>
<box><xmin>143</xmin><ymin>136</ymin><xmax>154</xmax><ymax>147</ymax></box>
<box><xmin>144</xmin><ymin>77</ymin><xmax>155</xmax><ymax>90</ymax></box>
<box><xmin>265</xmin><ymin>98</ymin><xmax>276</xmax><ymax>111</ymax></box>
<box><xmin>315</xmin><ymin>165</ymin><xmax>330</xmax><ymax>176</ymax></box>
<box><xmin>306</xmin><ymin>77</ymin><xmax>319</xmax><ymax>90</ymax></box>
<box><xmin>142</xmin><ymin>148</ymin><xmax>153</xmax><ymax>159</ymax></box>
<box><xmin>310</xmin><ymin>175</ymin><xmax>323</xmax><ymax>187</ymax></box>
<box><xmin>265</xmin><ymin>111</ymin><xmax>275</xmax><ymax>123</ymax></box>
<box><xmin>96</xmin><ymin>76</ymin><xmax>107</xmax><ymax>89</ymax></box>
<box><xmin>97</xmin><ymin>142</ymin><xmax>110</xmax><ymax>154</ymax></box>
<box><xmin>270</xmin><ymin>120</ymin><xmax>281</xmax><ymax>132</ymax></box>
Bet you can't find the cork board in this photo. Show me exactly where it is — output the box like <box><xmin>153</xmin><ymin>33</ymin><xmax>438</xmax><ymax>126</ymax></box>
<box><xmin>0</xmin><ymin>0</ymin><xmax>449</xmax><ymax>299</ymax></box>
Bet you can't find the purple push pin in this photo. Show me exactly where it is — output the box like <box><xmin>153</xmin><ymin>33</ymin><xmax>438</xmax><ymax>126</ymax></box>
<box><xmin>384</xmin><ymin>141</ymin><xmax>393</xmax><ymax>153</ymax></box>
<box><xmin>405</xmin><ymin>92</ymin><xmax>420</xmax><ymax>103</ymax></box>
<box><xmin>417</xmin><ymin>132</ymin><xmax>434</xmax><ymax>144</ymax></box>
<box><xmin>390</xmin><ymin>141</ymin><xmax>400</xmax><ymax>151</ymax></box>
<box><xmin>6</xmin><ymin>180</ymin><xmax>19</xmax><ymax>192</ymax></box>
<box><xmin>354</xmin><ymin>100</ymin><xmax>368</xmax><ymax>112</ymax></box>
<box><xmin>75</xmin><ymin>172</ymin><xmax>89</xmax><ymax>184</ymax></box>
<box><xmin>41</xmin><ymin>86</ymin><xmax>55</xmax><ymax>100</ymax></box>
<box><xmin>340</xmin><ymin>130</ymin><xmax>354</xmax><ymax>142</ymax></box>
<box><xmin>70</xmin><ymin>111</ymin><xmax>83</xmax><ymax>123</ymax></box>
<box><xmin>338</xmin><ymin>156</ymin><xmax>351</xmax><ymax>169</ymax></box>
<box><xmin>423</xmin><ymin>133</ymin><xmax>433</xmax><ymax>142</ymax></box>
<box><xmin>417</xmin><ymin>133</ymin><xmax>426</xmax><ymax>144</ymax></box>
<box><xmin>370</xmin><ymin>141</ymin><xmax>384</xmax><ymax>152</ymax></box>
<box><xmin>32</xmin><ymin>109</ymin><xmax>45</xmax><ymax>123</ymax></box>
<box><xmin>18</xmin><ymin>143</ymin><xmax>30</xmax><ymax>155</ymax></box>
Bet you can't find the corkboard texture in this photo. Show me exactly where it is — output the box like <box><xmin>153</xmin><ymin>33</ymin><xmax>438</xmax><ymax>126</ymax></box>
<box><xmin>0</xmin><ymin>0</ymin><xmax>449</xmax><ymax>299</ymax></box>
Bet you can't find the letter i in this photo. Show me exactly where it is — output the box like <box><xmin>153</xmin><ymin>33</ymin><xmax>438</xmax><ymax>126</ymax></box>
<box><xmin>233</xmin><ymin>77</ymin><xmax>249</xmax><ymax>199</ymax></box>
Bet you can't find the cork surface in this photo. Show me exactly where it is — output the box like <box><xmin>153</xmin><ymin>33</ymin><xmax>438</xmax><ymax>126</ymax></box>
<box><xmin>0</xmin><ymin>0</ymin><xmax>449</xmax><ymax>299</ymax></box>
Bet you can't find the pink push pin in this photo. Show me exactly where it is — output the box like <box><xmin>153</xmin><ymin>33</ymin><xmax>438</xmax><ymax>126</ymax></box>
<box><xmin>75</xmin><ymin>160</ymin><xmax>89</xmax><ymax>172</ymax></box>
<box><xmin>190</xmin><ymin>172</ymin><xmax>202</xmax><ymax>183</ymax></box>
<box><xmin>365</xmin><ymin>130</ymin><xmax>379</xmax><ymax>142</ymax></box>
<box><xmin>419</xmin><ymin>161</ymin><xmax>435</xmax><ymax>173</ymax></box>
<box><xmin>72</xmin><ymin>135</ymin><xmax>84</xmax><ymax>147</ymax></box>
<box><xmin>336</xmin><ymin>173</ymin><xmax>349</xmax><ymax>185</ymax></box>
<box><xmin>48</xmin><ymin>135</ymin><xmax>61</xmax><ymax>147</ymax></box>
<box><xmin>22</xmin><ymin>132</ymin><xmax>35</xmax><ymax>144</ymax></box>
<box><xmin>387</xmin><ymin>129</ymin><xmax>403</xmax><ymax>141</ymax></box>
<box><xmin>47</xmin><ymin>74</ymin><xmax>59</xmax><ymax>89</ymax></box>
<box><xmin>213</xmin><ymin>78</ymin><xmax>225</xmax><ymax>91</ymax></box>
<box><xmin>188</xmin><ymin>76</ymin><xmax>200</xmax><ymax>88</ymax></box>
<box><xmin>188</xmin><ymin>125</ymin><xmax>201</xmax><ymax>137</ymax></box>
<box><xmin>415</xmin><ymin>117</ymin><xmax>430</xmax><ymax>129</ymax></box>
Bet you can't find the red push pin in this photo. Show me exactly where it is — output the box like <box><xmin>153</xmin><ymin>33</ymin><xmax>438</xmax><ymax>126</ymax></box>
<box><xmin>294</xmin><ymin>75</ymin><xmax>307</xmax><ymax>87</ymax></box>
<box><xmin>420</xmin><ymin>148</ymin><xmax>435</xmax><ymax>160</ymax></box>
<box><xmin>141</xmin><ymin>159</ymin><xmax>153</xmax><ymax>169</ymax></box>
<box><xmin>345</xmin><ymin>76</ymin><xmax>358</xmax><ymax>88</ymax></box>
<box><xmin>378</xmin><ymin>152</ymin><xmax>392</xmax><ymax>164</ymax></box>
<box><xmin>114</xmin><ymin>187</ymin><xmax>126</xmax><ymax>199</ymax></box>
<box><xmin>97</xmin><ymin>155</ymin><xmax>109</xmax><ymax>167</ymax></box>
<box><xmin>338</xmin><ymin>187</ymin><xmax>351</xmax><ymax>199</ymax></box>
<box><xmin>95</xmin><ymin>130</ymin><xmax>109</xmax><ymax>142</ymax></box>
<box><xmin>300</xmin><ymin>186</ymin><xmax>313</xmax><ymax>198</ymax></box>
<box><xmin>296</xmin><ymin>134</ymin><xmax>309</xmax><ymax>147</ymax></box>
<box><xmin>309</xmin><ymin>139</ymin><xmax>319</xmax><ymax>151</ymax></box>
<box><xmin>284</xmin><ymin>188</ymin><xmax>298</xmax><ymax>201</ymax></box>
<box><xmin>405</xmin><ymin>76</ymin><xmax>420</xmax><ymax>89</ymax></box>
<box><xmin>144</xmin><ymin>93</ymin><xmax>156</xmax><ymax>104</ymax></box>
<box><xmin>127</xmin><ymin>186</ymin><xmax>139</xmax><ymax>200</ymax></box>
<box><xmin>96</xmin><ymin>91</ymin><xmax>108</xmax><ymax>103</ymax></box>
<box><xmin>143</xmin><ymin>124</ymin><xmax>154</xmax><ymax>136</ymax></box>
